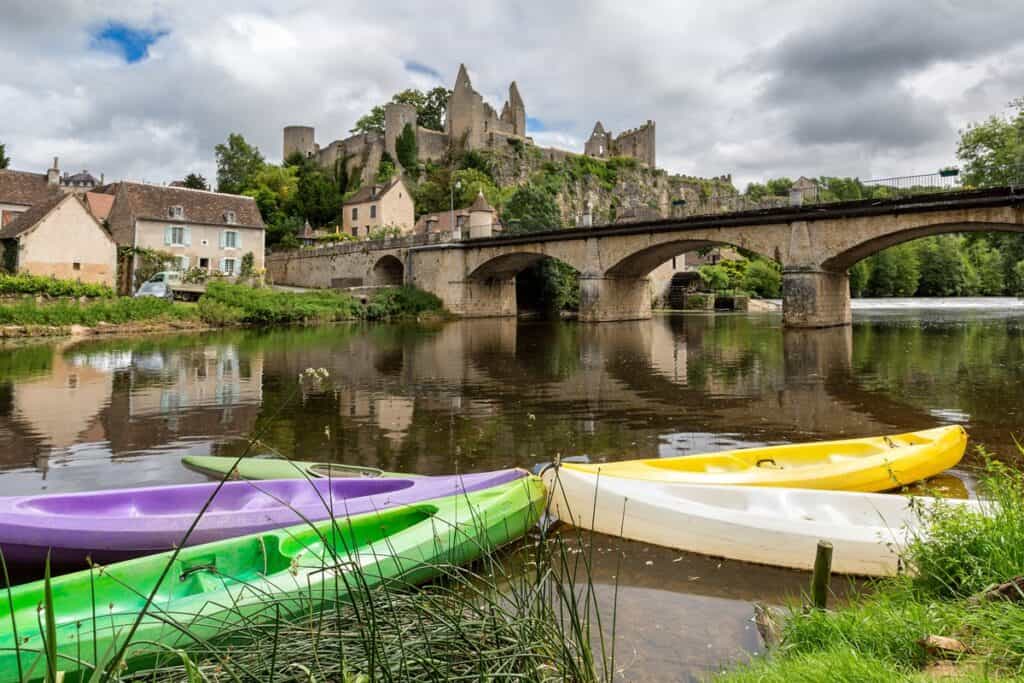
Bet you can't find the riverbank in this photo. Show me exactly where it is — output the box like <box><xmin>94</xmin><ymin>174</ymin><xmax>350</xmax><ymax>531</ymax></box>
<box><xmin>718</xmin><ymin>455</ymin><xmax>1024</xmax><ymax>682</ymax></box>
<box><xmin>0</xmin><ymin>281</ymin><xmax>446</xmax><ymax>341</ymax></box>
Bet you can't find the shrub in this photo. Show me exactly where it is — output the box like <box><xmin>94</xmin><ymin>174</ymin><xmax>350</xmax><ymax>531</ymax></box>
<box><xmin>196</xmin><ymin>298</ymin><xmax>244</xmax><ymax>326</ymax></box>
<box><xmin>697</xmin><ymin>264</ymin><xmax>730</xmax><ymax>292</ymax></box>
<box><xmin>0</xmin><ymin>297</ymin><xmax>192</xmax><ymax>326</ymax></box>
<box><xmin>364</xmin><ymin>286</ymin><xmax>443</xmax><ymax>319</ymax></box>
<box><xmin>0</xmin><ymin>273</ymin><xmax>114</xmax><ymax>298</ymax></box>
<box><xmin>200</xmin><ymin>281</ymin><xmax>362</xmax><ymax>325</ymax></box>
<box><xmin>742</xmin><ymin>259</ymin><xmax>781</xmax><ymax>298</ymax></box>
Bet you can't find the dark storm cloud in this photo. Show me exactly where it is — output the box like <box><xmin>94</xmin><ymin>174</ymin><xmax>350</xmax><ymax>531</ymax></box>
<box><xmin>746</xmin><ymin>0</ymin><xmax>1024</xmax><ymax>152</ymax></box>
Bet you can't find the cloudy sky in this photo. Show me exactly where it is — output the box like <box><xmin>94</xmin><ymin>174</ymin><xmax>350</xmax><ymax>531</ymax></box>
<box><xmin>3</xmin><ymin>0</ymin><xmax>1023</xmax><ymax>189</ymax></box>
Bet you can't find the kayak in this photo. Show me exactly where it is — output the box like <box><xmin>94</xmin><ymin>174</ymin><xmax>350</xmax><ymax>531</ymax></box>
<box><xmin>182</xmin><ymin>454</ymin><xmax>406</xmax><ymax>480</ymax></box>
<box><xmin>0</xmin><ymin>476</ymin><xmax>546</xmax><ymax>681</ymax></box>
<box><xmin>0</xmin><ymin>469</ymin><xmax>525</xmax><ymax>568</ymax></box>
<box><xmin>544</xmin><ymin>466</ymin><xmax>979</xmax><ymax>576</ymax></box>
<box><xmin>561</xmin><ymin>426</ymin><xmax>967</xmax><ymax>492</ymax></box>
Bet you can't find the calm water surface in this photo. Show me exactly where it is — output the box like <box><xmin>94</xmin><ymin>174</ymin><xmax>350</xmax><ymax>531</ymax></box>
<box><xmin>1</xmin><ymin>299</ymin><xmax>1022</xmax><ymax>680</ymax></box>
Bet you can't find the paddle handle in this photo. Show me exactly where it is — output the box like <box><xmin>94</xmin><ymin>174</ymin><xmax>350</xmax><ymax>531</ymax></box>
<box><xmin>811</xmin><ymin>540</ymin><xmax>833</xmax><ymax>610</ymax></box>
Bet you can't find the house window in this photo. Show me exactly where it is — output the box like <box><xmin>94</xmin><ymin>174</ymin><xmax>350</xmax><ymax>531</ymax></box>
<box><xmin>169</xmin><ymin>206</ymin><xmax>184</xmax><ymax>219</ymax></box>
<box><xmin>170</xmin><ymin>226</ymin><xmax>186</xmax><ymax>245</ymax></box>
<box><xmin>352</xmin><ymin>207</ymin><xmax>358</xmax><ymax>220</ymax></box>
<box><xmin>370</xmin><ymin>205</ymin><xmax>377</xmax><ymax>219</ymax></box>
<box><xmin>222</xmin><ymin>258</ymin><xmax>236</xmax><ymax>275</ymax></box>
<box><xmin>199</xmin><ymin>257</ymin><xmax>210</xmax><ymax>270</ymax></box>
<box><xmin>73</xmin><ymin>262</ymin><xmax>81</xmax><ymax>271</ymax></box>
<box><xmin>224</xmin><ymin>210</ymin><xmax>237</xmax><ymax>224</ymax></box>
<box><xmin>223</xmin><ymin>230</ymin><xmax>239</xmax><ymax>249</ymax></box>
<box><xmin>351</xmin><ymin>226</ymin><xmax>358</xmax><ymax>237</ymax></box>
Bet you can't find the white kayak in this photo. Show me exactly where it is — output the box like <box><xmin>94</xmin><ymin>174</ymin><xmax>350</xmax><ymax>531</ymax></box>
<box><xmin>543</xmin><ymin>466</ymin><xmax>980</xmax><ymax>576</ymax></box>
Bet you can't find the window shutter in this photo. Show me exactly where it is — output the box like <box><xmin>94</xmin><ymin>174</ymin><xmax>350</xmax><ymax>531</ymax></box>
<box><xmin>235</xmin><ymin>232</ymin><xmax>242</xmax><ymax>249</ymax></box>
<box><xmin>219</xmin><ymin>231</ymin><xmax>226</xmax><ymax>249</ymax></box>
<box><xmin>219</xmin><ymin>258</ymin><xmax>227</xmax><ymax>273</ymax></box>
<box><xmin>184</xmin><ymin>227</ymin><xmax>192</xmax><ymax>246</ymax></box>
<box><xmin>180</xmin><ymin>256</ymin><xmax>190</xmax><ymax>270</ymax></box>
<box><xmin>164</xmin><ymin>227</ymin><xmax>172</xmax><ymax>245</ymax></box>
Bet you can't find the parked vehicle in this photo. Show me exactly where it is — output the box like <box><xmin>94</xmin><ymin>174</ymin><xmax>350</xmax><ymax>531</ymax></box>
<box><xmin>133</xmin><ymin>270</ymin><xmax>207</xmax><ymax>301</ymax></box>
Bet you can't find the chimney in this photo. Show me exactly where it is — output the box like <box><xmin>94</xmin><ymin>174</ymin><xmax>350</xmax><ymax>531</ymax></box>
<box><xmin>47</xmin><ymin>157</ymin><xmax>60</xmax><ymax>186</ymax></box>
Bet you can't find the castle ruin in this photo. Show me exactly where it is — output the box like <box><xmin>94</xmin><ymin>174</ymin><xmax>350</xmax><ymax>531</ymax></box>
<box><xmin>283</xmin><ymin>64</ymin><xmax>656</xmax><ymax>185</ymax></box>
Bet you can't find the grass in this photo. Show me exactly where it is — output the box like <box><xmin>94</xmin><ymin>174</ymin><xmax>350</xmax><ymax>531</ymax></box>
<box><xmin>717</xmin><ymin>448</ymin><xmax>1024</xmax><ymax>682</ymax></box>
<box><xmin>0</xmin><ymin>296</ymin><xmax>195</xmax><ymax>326</ymax></box>
<box><xmin>0</xmin><ymin>273</ymin><xmax>114</xmax><ymax>299</ymax></box>
<box><xmin>0</xmin><ymin>282</ymin><xmax>445</xmax><ymax>329</ymax></box>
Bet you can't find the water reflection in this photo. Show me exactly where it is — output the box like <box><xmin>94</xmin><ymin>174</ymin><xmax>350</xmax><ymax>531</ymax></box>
<box><xmin>0</xmin><ymin>306</ymin><xmax>1022</xmax><ymax>679</ymax></box>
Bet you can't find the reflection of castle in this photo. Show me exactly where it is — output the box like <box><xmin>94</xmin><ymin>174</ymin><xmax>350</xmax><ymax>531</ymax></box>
<box><xmin>284</xmin><ymin>64</ymin><xmax>656</xmax><ymax>186</ymax></box>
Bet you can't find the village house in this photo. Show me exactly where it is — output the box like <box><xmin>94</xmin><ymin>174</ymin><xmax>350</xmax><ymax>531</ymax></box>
<box><xmin>0</xmin><ymin>193</ymin><xmax>117</xmax><ymax>286</ymax></box>
<box><xmin>101</xmin><ymin>182</ymin><xmax>265</xmax><ymax>292</ymax></box>
<box><xmin>414</xmin><ymin>192</ymin><xmax>499</xmax><ymax>239</ymax></box>
<box><xmin>0</xmin><ymin>158</ymin><xmax>104</xmax><ymax>228</ymax></box>
<box><xmin>340</xmin><ymin>178</ymin><xmax>414</xmax><ymax>238</ymax></box>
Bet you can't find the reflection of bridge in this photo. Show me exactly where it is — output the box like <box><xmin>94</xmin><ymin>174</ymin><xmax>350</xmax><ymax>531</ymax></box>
<box><xmin>271</xmin><ymin>188</ymin><xmax>1024</xmax><ymax>327</ymax></box>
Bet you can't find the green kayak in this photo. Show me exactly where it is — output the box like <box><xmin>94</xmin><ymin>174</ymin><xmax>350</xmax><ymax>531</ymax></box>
<box><xmin>182</xmin><ymin>454</ymin><xmax>411</xmax><ymax>480</ymax></box>
<box><xmin>0</xmin><ymin>477</ymin><xmax>545</xmax><ymax>682</ymax></box>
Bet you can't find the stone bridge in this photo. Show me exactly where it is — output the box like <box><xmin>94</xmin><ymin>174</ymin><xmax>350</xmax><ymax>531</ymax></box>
<box><xmin>269</xmin><ymin>188</ymin><xmax>1024</xmax><ymax>327</ymax></box>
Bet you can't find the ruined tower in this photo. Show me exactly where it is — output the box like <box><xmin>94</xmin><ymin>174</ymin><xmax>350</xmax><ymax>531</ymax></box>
<box><xmin>505</xmin><ymin>82</ymin><xmax>526</xmax><ymax>137</ymax></box>
<box><xmin>283</xmin><ymin>125</ymin><xmax>316</xmax><ymax>160</ymax></box>
<box><xmin>445</xmin><ymin>64</ymin><xmax>482</xmax><ymax>150</ymax></box>
<box><xmin>384</xmin><ymin>101</ymin><xmax>417</xmax><ymax>166</ymax></box>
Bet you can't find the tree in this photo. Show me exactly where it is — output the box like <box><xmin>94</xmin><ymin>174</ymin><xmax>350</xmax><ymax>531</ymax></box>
<box><xmin>957</xmin><ymin>98</ymin><xmax>1024</xmax><ymax>187</ymax></box>
<box><xmin>1014</xmin><ymin>260</ymin><xmax>1024</xmax><ymax>296</ymax></box>
<box><xmin>376</xmin><ymin>153</ymin><xmax>396</xmax><ymax>183</ymax></box>
<box><xmin>0</xmin><ymin>143</ymin><xmax>9</xmax><ymax>169</ymax></box>
<box><xmin>967</xmin><ymin>239</ymin><xmax>1006</xmax><ymax>295</ymax></box>
<box><xmin>917</xmin><ymin>236</ymin><xmax>969</xmax><ymax>296</ymax></box>
<box><xmin>350</xmin><ymin>87</ymin><xmax>452</xmax><ymax>135</ymax></box>
<box><xmin>502</xmin><ymin>185</ymin><xmax>562</xmax><ymax>233</ymax></box>
<box><xmin>742</xmin><ymin>259</ymin><xmax>782</xmax><ymax>298</ymax></box>
<box><xmin>865</xmin><ymin>244</ymin><xmax>919</xmax><ymax>296</ymax></box>
<box><xmin>181</xmin><ymin>173</ymin><xmax>209</xmax><ymax>190</ymax></box>
<box><xmin>215</xmin><ymin>133</ymin><xmax>265</xmax><ymax>195</ymax></box>
<box><xmin>295</xmin><ymin>166</ymin><xmax>343</xmax><ymax>228</ymax></box>
<box><xmin>849</xmin><ymin>260</ymin><xmax>870</xmax><ymax>297</ymax></box>
<box><xmin>698</xmin><ymin>265</ymin><xmax>730</xmax><ymax>292</ymax></box>
<box><xmin>396</xmin><ymin>123</ymin><xmax>418</xmax><ymax>170</ymax></box>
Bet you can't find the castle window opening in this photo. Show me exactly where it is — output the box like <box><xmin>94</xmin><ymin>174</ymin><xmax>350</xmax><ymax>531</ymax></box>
<box><xmin>370</xmin><ymin>205</ymin><xmax>377</xmax><ymax>219</ymax></box>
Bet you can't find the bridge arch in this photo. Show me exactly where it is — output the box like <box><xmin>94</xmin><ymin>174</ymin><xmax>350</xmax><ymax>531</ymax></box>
<box><xmin>822</xmin><ymin>221</ymin><xmax>1024</xmax><ymax>271</ymax></box>
<box><xmin>604</xmin><ymin>239</ymin><xmax>778</xmax><ymax>278</ymax></box>
<box><xmin>370</xmin><ymin>255</ymin><xmax>404</xmax><ymax>286</ymax></box>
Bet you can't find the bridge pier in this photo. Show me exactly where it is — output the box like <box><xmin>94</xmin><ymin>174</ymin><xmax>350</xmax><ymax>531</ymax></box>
<box><xmin>444</xmin><ymin>279</ymin><xmax>517</xmax><ymax>318</ymax></box>
<box><xmin>782</xmin><ymin>269</ymin><xmax>851</xmax><ymax>328</ymax></box>
<box><xmin>578</xmin><ymin>276</ymin><xmax>652</xmax><ymax>323</ymax></box>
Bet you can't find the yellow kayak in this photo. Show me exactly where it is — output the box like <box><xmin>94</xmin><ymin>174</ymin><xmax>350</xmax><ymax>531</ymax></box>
<box><xmin>563</xmin><ymin>425</ymin><xmax>966</xmax><ymax>492</ymax></box>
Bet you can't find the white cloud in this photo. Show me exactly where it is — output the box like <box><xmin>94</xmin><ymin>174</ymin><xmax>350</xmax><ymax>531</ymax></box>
<box><xmin>2</xmin><ymin>0</ymin><xmax>1023</xmax><ymax>189</ymax></box>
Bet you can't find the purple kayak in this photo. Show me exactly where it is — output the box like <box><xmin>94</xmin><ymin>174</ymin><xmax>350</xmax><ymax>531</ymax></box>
<box><xmin>0</xmin><ymin>469</ymin><xmax>526</xmax><ymax>568</ymax></box>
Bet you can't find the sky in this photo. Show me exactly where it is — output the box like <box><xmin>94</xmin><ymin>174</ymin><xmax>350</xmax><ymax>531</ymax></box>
<box><xmin>3</xmin><ymin>0</ymin><xmax>1023</xmax><ymax>190</ymax></box>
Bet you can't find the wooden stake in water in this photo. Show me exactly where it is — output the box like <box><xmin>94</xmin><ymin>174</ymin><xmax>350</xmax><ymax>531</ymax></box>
<box><xmin>811</xmin><ymin>540</ymin><xmax>833</xmax><ymax>610</ymax></box>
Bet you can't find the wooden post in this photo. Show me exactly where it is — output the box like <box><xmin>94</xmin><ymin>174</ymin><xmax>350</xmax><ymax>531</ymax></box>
<box><xmin>810</xmin><ymin>540</ymin><xmax>833</xmax><ymax>610</ymax></box>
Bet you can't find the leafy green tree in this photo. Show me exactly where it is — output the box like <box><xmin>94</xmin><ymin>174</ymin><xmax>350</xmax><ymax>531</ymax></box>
<box><xmin>766</xmin><ymin>177</ymin><xmax>794</xmax><ymax>196</ymax></box>
<box><xmin>957</xmin><ymin>98</ymin><xmax>1024</xmax><ymax>187</ymax></box>
<box><xmin>296</xmin><ymin>167</ymin><xmax>343</xmax><ymax>228</ymax></box>
<box><xmin>967</xmin><ymin>240</ymin><xmax>1006</xmax><ymax>295</ymax></box>
<box><xmin>502</xmin><ymin>185</ymin><xmax>562</xmax><ymax>233</ymax></box>
<box><xmin>916</xmin><ymin>236</ymin><xmax>969</xmax><ymax>296</ymax></box>
<box><xmin>744</xmin><ymin>182</ymin><xmax>768</xmax><ymax>201</ymax></box>
<box><xmin>243</xmin><ymin>165</ymin><xmax>299</xmax><ymax>225</ymax></box>
<box><xmin>0</xmin><ymin>143</ymin><xmax>9</xmax><ymax>169</ymax></box>
<box><xmin>396</xmin><ymin>123</ymin><xmax>418</xmax><ymax>170</ymax></box>
<box><xmin>452</xmin><ymin>169</ymin><xmax>501</xmax><ymax>207</ymax></box>
<box><xmin>865</xmin><ymin>244</ymin><xmax>919</xmax><ymax>296</ymax></box>
<box><xmin>181</xmin><ymin>173</ymin><xmax>209</xmax><ymax>190</ymax></box>
<box><xmin>350</xmin><ymin>87</ymin><xmax>452</xmax><ymax>135</ymax></box>
<box><xmin>215</xmin><ymin>133</ymin><xmax>265</xmax><ymax>194</ymax></box>
<box><xmin>698</xmin><ymin>264</ymin><xmax>730</xmax><ymax>292</ymax></box>
<box><xmin>1014</xmin><ymin>260</ymin><xmax>1024</xmax><ymax>296</ymax></box>
<box><xmin>376</xmin><ymin>153</ymin><xmax>396</xmax><ymax>183</ymax></box>
<box><xmin>849</xmin><ymin>260</ymin><xmax>870</xmax><ymax>296</ymax></box>
<box><xmin>742</xmin><ymin>259</ymin><xmax>781</xmax><ymax>297</ymax></box>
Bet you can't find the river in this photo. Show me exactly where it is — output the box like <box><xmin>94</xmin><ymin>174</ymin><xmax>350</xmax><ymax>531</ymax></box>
<box><xmin>1</xmin><ymin>298</ymin><xmax>1022</xmax><ymax>680</ymax></box>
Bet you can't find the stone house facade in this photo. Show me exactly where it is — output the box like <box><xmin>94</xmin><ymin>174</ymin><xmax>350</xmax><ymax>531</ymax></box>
<box><xmin>102</xmin><ymin>182</ymin><xmax>265</xmax><ymax>292</ymax></box>
<box><xmin>284</xmin><ymin>64</ymin><xmax>657</xmax><ymax>185</ymax></box>
<box><xmin>340</xmin><ymin>178</ymin><xmax>414</xmax><ymax>238</ymax></box>
<box><xmin>0</xmin><ymin>193</ymin><xmax>117</xmax><ymax>286</ymax></box>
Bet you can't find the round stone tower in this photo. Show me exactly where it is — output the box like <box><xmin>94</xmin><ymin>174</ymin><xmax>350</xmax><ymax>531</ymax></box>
<box><xmin>283</xmin><ymin>126</ymin><xmax>316</xmax><ymax>160</ymax></box>
<box><xmin>468</xmin><ymin>191</ymin><xmax>495</xmax><ymax>239</ymax></box>
<box><xmin>384</xmin><ymin>102</ymin><xmax>417</xmax><ymax>166</ymax></box>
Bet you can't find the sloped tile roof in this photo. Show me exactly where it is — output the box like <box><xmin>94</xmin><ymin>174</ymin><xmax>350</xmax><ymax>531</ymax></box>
<box><xmin>0</xmin><ymin>169</ymin><xmax>58</xmax><ymax>207</ymax></box>
<box><xmin>0</xmin><ymin>193</ymin><xmax>72</xmax><ymax>239</ymax></box>
<box><xmin>102</xmin><ymin>181</ymin><xmax>265</xmax><ymax>228</ymax></box>
<box><xmin>85</xmin><ymin>192</ymin><xmax>115</xmax><ymax>221</ymax></box>
<box><xmin>343</xmin><ymin>178</ymin><xmax>402</xmax><ymax>206</ymax></box>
